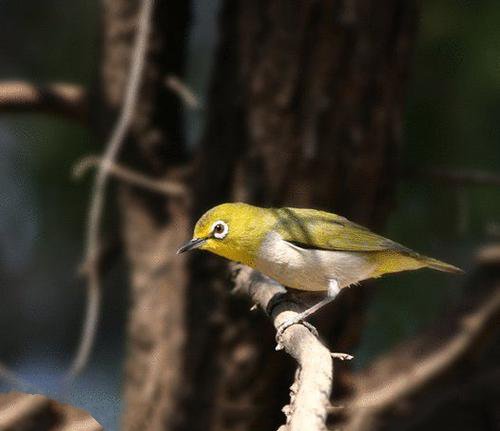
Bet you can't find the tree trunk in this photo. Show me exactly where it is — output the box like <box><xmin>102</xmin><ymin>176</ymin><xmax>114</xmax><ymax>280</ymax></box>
<box><xmin>179</xmin><ymin>1</ymin><xmax>417</xmax><ymax>430</ymax></box>
<box><xmin>95</xmin><ymin>1</ymin><xmax>191</xmax><ymax>430</ymax></box>
<box><xmin>97</xmin><ymin>1</ymin><xmax>418</xmax><ymax>430</ymax></box>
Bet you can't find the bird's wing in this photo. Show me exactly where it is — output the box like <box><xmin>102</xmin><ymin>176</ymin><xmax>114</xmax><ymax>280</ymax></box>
<box><xmin>275</xmin><ymin>207</ymin><xmax>412</xmax><ymax>253</ymax></box>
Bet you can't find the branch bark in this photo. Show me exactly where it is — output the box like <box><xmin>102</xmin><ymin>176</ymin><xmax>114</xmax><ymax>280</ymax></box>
<box><xmin>165</xmin><ymin>75</ymin><xmax>202</xmax><ymax>110</ymax></box>
<box><xmin>404</xmin><ymin>167</ymin><xmax>500</xmax><ymax>187</ymax></box>
<box><xmin>0</xmin><ymin>81</ymin><xmax>87</xmax><ymax>123</ymax></box>
<box><xmin>100</xmin><ymin>1</ymin><xmax>192</xmax><ymax>429</ymax></box>
<box><xmin>73</xmin><ymin>155</ymin><xmax>188</xmax><ymax>197</ymax></box>
<box><xmin>176</xmin><ymin>2</ymin><xmax>418</xmax><ymax>429</ymax></box>
<box><xmin>116</xmin><ymin>1</ymin><xmax>418</xmax><ymax>429</ymax></box>
<box><xmin>0</xmin><ymin>392</ymin><xmax>102</xmax><ymax>431</ymax></box>
<box><xmin>232</xmin><ymin>265</ymin><xmax>333</xmax><ymax>431</ymax></box>
<box><xmin>67</xmin><ymin>0</ymin><xmax>154</xmax><ymax>381</ymax></box>
<box><xmin>342</xmin><ymin>257</ymin><xmax>500</xmax><ymax>431</ymax></box>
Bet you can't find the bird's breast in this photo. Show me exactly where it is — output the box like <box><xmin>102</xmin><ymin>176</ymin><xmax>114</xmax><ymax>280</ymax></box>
<box><xmin>255</xmin><ymin>232</ymin><xmax>376</xmax><ymax>291</ymax></box>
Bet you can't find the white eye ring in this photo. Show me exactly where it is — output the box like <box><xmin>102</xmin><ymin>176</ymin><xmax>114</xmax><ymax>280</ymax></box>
<box><xmin>211</xmin><ymin>220</ymin><xmax>229</xmax><ymax>239</ymax></box>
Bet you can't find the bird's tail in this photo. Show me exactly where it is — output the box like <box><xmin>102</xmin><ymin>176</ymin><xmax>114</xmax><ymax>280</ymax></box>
<box><xmin>421</xmin><ymin>256</ymin><xmax>464</xmax><ymax>274</ymax></box>
<box><xmin>371</xmin><ymin>250</ymin><xmax>463</xmax><ymax>277</ymax></box>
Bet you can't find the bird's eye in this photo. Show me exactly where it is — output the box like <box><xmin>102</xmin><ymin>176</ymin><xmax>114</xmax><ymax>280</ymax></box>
<box><xmin>211</xmin><ymin>220</ymin><xmax>228</xmax><ymax>239</ymax></box>
<box><xmin>214</xmin><ymin>224</ymin><xmax>223</xmax><ymax>233</ymax></box>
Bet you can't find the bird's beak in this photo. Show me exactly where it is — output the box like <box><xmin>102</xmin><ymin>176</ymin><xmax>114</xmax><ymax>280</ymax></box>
<box><xmin>176</xmin><ymin>237</ymin><xmax>207</xmax><ymax>254</ymax></box>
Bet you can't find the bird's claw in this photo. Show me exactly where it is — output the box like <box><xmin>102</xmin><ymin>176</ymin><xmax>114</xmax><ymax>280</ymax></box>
<box><xmin>275</xmin><ymin>316</ymin><xmax>319</xmax><ymax>350</ymax></box>
<box><xmin>299</xmin><ymin>320</ymin><xmax>319</xmax><ymax>337</ymax></box>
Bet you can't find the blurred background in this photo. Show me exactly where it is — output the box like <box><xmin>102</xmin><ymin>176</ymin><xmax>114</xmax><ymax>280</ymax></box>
<box><xmin>0</xmin><ymin>1</ymin><xmax>499</xmax><ymax>430</ymax></box>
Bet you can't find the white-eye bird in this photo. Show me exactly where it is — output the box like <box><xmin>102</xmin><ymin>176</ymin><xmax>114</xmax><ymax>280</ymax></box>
<box><xmin>177</xmin><ymin>203</ymin><xmax>462</xmax><ymax>331</ymax></box>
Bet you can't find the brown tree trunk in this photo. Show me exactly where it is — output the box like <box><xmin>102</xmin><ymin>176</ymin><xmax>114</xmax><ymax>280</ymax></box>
<box><xmin>96</xmin><ymin>1</ymin><xmax>417</xmax><ymax>430</ymax></box>
<box><xmin>179</xmin><ymin>1</ymin><xmax>417</xmax><ymax>430</ymax></box>
<box><xmin>94</xmin><ymin>1</ymin><xmax>191</xmax><ymax>430</ymax></box>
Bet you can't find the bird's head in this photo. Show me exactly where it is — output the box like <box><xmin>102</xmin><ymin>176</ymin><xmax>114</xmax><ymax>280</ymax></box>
<box><xmin>177</xmin><ymin>202</ymin><xmax>270</xmax><ymax>266</ymax></box>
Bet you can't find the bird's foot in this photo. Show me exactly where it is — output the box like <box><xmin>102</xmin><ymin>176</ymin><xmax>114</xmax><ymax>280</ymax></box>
<box><xmin>331</xmin><ymin>352</ymin><xmax>354</xmax><ymax>361</ymax></box>
<box><xmin>275</xmin><ymin>315</ymin><xmax>319</xmax><ymax>350</ymax></box>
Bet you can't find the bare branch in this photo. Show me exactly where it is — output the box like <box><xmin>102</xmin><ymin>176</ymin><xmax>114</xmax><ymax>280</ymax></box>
<box><xmin>476</xmin><ymin>244</ymin><xmax>500</xmax><ymax>264</ymax></box>
<box><xmin>0</xmin><ymin>393</ymin><xmax>49</xmax><ymax>429</ymax></box>
<box><xmin>355</xmin><ymin>287</ymin><xmax>499</xmax><ymax>408</ymax></box>
<box><xmin>66</xmin><ymin>0</ymin><xmax>154</xmax><ymax>381</ymax></box>
<box><xmin>404</xmin><ymin>167</ymin><xmax>500</xmax><ymax>187</ymax></box>
<box><xmin>0</xmin><ymin>81</ymin><xmax>87</xmax><ymax>123</ymax></box>
<box><xmin>0</xmin><ymin>392</ymin><xmax>103</xmax><ymax>431</ymax></box>
<box><xmin>343</xmin><ymin>278</ymin><xmax>500</xmax><ymax>431</ymax></box>
<box><xmin>165</xmin><ymin>75</ymin><xmax>202</xmax><ymax>110</ymax></box>
<box><xmin>73</xmin><ymin>155</ymin><xmax>188</xmax><ymax>197</ymax></box>
<box><xmin>233</xmin><ymin>265</ymin><xmax>334</xmax><ymax>431</ymax></box>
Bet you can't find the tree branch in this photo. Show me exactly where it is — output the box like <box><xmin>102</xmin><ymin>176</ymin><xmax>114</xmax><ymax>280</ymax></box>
<box><xmin>351</xmin><ymin>286</ymin><xmax>500</xmax><ymax>406</ymax></box>
<box><xmin>66</xmin><ymin>0</ymin><xmax>154</xmax><ymax>382</ymax></box>
<box><xmin>0</xmin><ymin>392</ymin><xmax>49</xmax><ymax>430</ymax></box>
<box><xmin>404</xmin><ymin>167</ymin><xmax>500</xmax><ymax>187</ymax></box>
<box><xmin>342</xmin><ymin>267</ymin><xmax>500</xmax><ymax>431</ymax></box>
<box><xmin>73</xmin><ymin>155</ymin><xmax>188</xmax><ymax>197</ymax></box>
<box><xmin>165</xmin><ymin>75</ymin><xmax>202</xmax><ymax>110</ymax></box>
<box><xmin>232</xmin><ymin>265</ymin><xmax>334</xmax><ymax>431</ymax></box>
<box><xmin>0</xmin><ymin>392</ymin><xmax>103</xmax><ymax>431</ymax></box>
<box><xmin>0</xmin><ymin>81</ymin><xmax>87</xmax><ymax>123</ymax></box>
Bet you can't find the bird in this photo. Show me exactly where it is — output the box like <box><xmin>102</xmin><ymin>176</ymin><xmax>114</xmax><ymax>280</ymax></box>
<box><xmin>177</xmin><ymin>202</ymin><xmax>462</xmax><ymax>334</ymax></box>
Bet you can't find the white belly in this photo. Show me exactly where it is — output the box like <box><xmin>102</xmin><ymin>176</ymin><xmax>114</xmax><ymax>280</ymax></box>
<box><xmin>255</xmin><ymin>232</ymin><xmax>376</xmax><ymax>291</ymax></box>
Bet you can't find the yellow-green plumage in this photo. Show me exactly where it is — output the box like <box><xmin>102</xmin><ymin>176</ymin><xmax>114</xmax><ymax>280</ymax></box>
<box><xmin>182</xmin><ymin>203</ymin><xmax>461</xmax><ymax>293</ymax></box>
<box><xmin>270</xmin><ymin>207</ymin><xmax>461</xmax><ymax>277</ymax></box>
